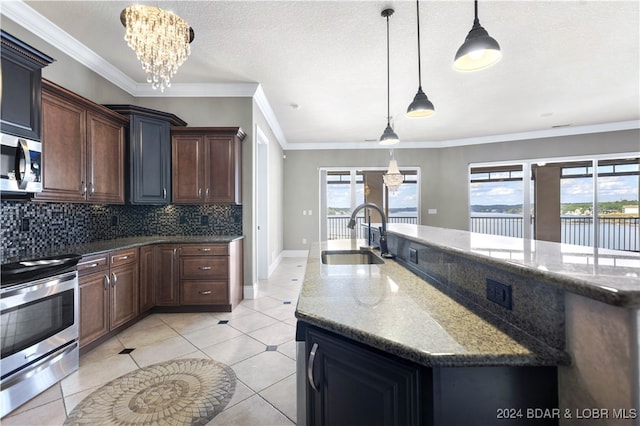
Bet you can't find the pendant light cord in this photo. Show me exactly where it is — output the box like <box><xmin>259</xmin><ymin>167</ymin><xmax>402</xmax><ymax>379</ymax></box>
<box><xmin>386</xmin><ymin>12</ymin><xmax>391</xmax><ymax>126</ymax></box>
<box><xmin>416</xmin><ymin>0</ymin><xmax>422</xmax><ymax>89</ymax></box>
<box><xmin>474</xmin><ymin>0</ymin><xmax>480</xmax><ymax>26</ymax></box>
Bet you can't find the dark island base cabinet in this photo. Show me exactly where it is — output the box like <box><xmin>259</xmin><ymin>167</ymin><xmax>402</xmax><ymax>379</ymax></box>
<box><xmin>303</xmin><ymin>324</ymin><xmax>558</xmax><ymax>426</ymax></box>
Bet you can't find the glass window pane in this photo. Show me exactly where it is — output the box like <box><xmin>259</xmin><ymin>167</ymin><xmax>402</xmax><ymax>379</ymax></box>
<box><xmin>597</xmin><ymin>173</ymin><xmax>639</xmax><ymax>251</ymax></box>
<box><xmin>560</xmin><ymin>175</ymin><xmax>594</xmax><ymax>247</ymax></box>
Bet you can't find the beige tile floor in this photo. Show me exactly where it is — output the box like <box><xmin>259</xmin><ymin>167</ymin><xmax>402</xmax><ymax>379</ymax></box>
<box><xmin>2</xmin><ymin>257</ymin><xmax>307</xmax><ymax>426</ymax></box>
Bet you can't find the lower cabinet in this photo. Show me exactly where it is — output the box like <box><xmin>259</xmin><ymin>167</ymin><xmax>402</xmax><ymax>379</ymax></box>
<box><xmin>153</xmin><ymin>240</ymin><xmax>243</xmax><ymax>311</ymax></box>
<box><xmin>154</xmin><ymin>244</ymin><xmax>180</xmax><ymax>306</ymax></box>
<box><xmin>78</xmin><ymin>248</ymin><xmax>139</xmax><ymax>348</ymax></box>
<box><xmin>139</xmin><ymin>245</ymin><xmax>155</xmax><ymax>313</ymax></box>
<box><xmin>303</xmin><ymin>324</ymin><xmax>559</xmax><ymax>426</ymax></box>
<box><xmin>305</xmin><ymin>326</ymin><xmax>425</xmax><ymax>426</ymax></box>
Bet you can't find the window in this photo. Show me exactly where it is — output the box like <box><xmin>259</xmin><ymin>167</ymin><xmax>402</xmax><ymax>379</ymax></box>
<box><xmin>469</xmin><ymin>156</ymin><xmax>639</xmax><ymax>252</ymax></box>
<box><xmin>321</xmin><ymin>167</ymin><xmax>420</xmax><ymax>241</ymax></box>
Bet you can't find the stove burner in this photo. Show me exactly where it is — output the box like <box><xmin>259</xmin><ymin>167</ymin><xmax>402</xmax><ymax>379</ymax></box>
<box><xmin>1</xmin><ymin>254</ymin><xmax>81</xmax><ymax>288</ymax></box>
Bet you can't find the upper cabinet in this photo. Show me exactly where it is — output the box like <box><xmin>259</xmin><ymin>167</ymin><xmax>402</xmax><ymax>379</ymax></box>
<box><xmin>0</xmin><ymin>30</ymin><xmax>54</xmax><ymax>141</ymax></box>
<box><xmin>171</xmin><ymin>127</ymin><xmax>245</xmax><ymax>205</ymax></box>
<box><xmin>105</xmin><ymin>105</ymin><xmax>186</xmax><ymax>205</ymax></box>
<box><xmin>36</xmin><ymin>80</ymin><xmax>127</xmax><ymax>204</ymax></box>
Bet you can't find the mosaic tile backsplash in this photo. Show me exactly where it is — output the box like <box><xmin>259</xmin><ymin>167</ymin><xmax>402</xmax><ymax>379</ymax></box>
<box><xmin>1</xmin><ymin>200</ymin><xmax>242</xmax><ymax>262</ymax></box>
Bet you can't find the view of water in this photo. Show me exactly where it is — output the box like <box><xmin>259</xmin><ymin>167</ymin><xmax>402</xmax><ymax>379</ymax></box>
<box><xmin>470</xmin><ymin>213</ymin><xmax>639</xmax><ymax>252</ymax></box>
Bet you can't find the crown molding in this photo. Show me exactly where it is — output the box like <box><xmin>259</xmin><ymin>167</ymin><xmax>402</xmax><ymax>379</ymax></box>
<box><xmin>283</xmin><ymin>120</ymin><xmax>640</xmax><ymax>151</ymax></box>
<box><xmin>2</xmin><ymin>0</ymin><xmax>139</xmax><ymax>95</ymax></box>
<box><xmin>253</xmin><ymin>85</ymin><xmax>288</xmax><ymax>148</ymax></box>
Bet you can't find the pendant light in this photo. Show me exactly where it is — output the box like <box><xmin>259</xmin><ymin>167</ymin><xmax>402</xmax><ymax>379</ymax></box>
<box><xmin>453</xmin><ymin>0</ymin><xmax>502</xmax><ymax>72</ymax></box>
<box><xmin>383</xmin><ymin>150</ymin><xmax>403</xmax><ymax>193</ymax></box>
<box><xmin>406</xmin><ymin>0</ymin><xmax>435</xmax><ymax>118</ymax></box>
<box><xmin>379</xmin><ymin>9</ymin><xmax>399</xmax><ymax>146</ymax></box>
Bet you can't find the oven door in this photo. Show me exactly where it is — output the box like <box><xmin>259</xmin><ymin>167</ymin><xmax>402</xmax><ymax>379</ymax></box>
<box><xmin>0</xmin><ymin>271</ymin><xmax>78</xmax><ymax>378</ymax></box>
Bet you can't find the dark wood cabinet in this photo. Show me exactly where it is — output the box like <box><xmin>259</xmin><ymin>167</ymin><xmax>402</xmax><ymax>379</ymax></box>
<box><xmin>305</xmin><ymin>326</ymin><xmax>424</xmax><ymax>426</ymax></box>
<box><xmin>0</xmin><ymin>30</ymin><xmax>53</xmax><ymax>140</ymax></box>
<box><xmin>178</xmin><ymin>241</ymin><xmax>243</xmax><ymax>310</ymax></box>
<box><xmin>77</xmin><ymin>249</ymin><xmax>138</xmax><ymax>349</ymax></box>
<box><xmin>105</xmin><ymin>105</ymin><xmax>186</xmax><ymax>205</ymax></box>
<box><xmin>109</xmin><ymin>249</ymin><xmax>139</xmax><ymax>329</ymax></box>
<box><xmin>303</xmin><ymin>323</ymin><xmax>559</xmax><ymax>426</ymax></box>
<box><xmin>139</xmin><ymin>245</ymin><xmax>155</xmax><ymax>313</ymax></box>
<box><xmin>78</xmin><ymin>254</ymin><xmax>110</xmax><ymax>348</ymax></box>
<box><xmin>171</xmin><ymin>127</ymin><xmax>245</xmax><ymax>204</ymax></box>
<box><xmin>36</xmin><ymin>80</ymin><xmax>127</xmax><ymax>203</ymax></box>
<box><xmin>155</xmin><ymin>245</ymin><xmax>180</xmax><ymax>306</ymax></box>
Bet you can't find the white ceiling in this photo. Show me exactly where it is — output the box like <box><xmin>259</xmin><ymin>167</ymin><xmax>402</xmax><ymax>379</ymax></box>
<box><xmin>4</xmin><ymin>1</ymin><xmax>640</xmax><ymax>150</ymax></box>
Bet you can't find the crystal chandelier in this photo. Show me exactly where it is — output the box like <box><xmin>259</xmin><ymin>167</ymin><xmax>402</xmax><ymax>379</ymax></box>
<box><xmin>383</xmin><ymin>150</ymin><xmax>404</xmax><ymax>193</ymax></box>
<box><xmin>120</xmin><ymin>5</ymin><xmax>195</xmax><ymax>92</ymax></box>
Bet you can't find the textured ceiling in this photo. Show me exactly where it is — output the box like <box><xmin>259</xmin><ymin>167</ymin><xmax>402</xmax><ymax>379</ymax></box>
<box><xmin>9</xmin><ymin>1</ymin><xmax>640</xmax><ymax>149</ymax></box>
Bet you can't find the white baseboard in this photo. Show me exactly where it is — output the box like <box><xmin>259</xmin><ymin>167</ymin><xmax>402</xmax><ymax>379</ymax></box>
<box><xmin>243</xmin><ymin>284</ymin><xmax>258</xmax><ymax>300</ymax></box>
<box><xmin>282</xmin><ymin>250</ymin><xmax>309</xmax><ymax>258</ymax></box>
<box><xmin>268</xmin><ymin>252</ymin><xmax>283</xmax><ymax>277</ymax></box>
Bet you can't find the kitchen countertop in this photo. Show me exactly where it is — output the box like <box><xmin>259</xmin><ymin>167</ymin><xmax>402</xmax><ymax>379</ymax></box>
<box><xmin>2</xmin><ymin>235</ymin><xmax>244</xmax><ymax>264</ymax></box>
<box><xmin>295</xmin><ymin>238</ymin><xmax>571</xmax><ymax>368</ymax></box>
<box><xmin>386</xmin><ymin>223</ymin><xmax>640</xmax><ymax>307</ymax></box>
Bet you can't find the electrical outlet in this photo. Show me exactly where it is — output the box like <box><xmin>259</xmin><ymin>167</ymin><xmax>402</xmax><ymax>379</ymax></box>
<box><xmin>20</xmin><ymin>218</ymin><xmax>30</xmax><ymax>232</ymax></box>
<box><xmin>111</xmin><ymin>215</ymin><xmax>118</xmax><ymax>226</ymax></box>
<box><xmin>179</xmin><ymin>215</ymin><xmax>187</xmax><ymax>224</ymax></box>
<box><xmin>409</xmin><ymin>248</ymin><xmax>418</xmax><ymax>264</ymax></box>
<box><xmin>486</xmin><ymin>279</ymin><xmax>513</xmax><ymax>310</ymax></box>
<box><xmin>201</xmin><ymin>215</ymin><xmax>209</xmax><ymax>225</ymax></box>
<box><xmin>302</xmin><ymin>238</ymin><xmax>307</xmax><ymax>245</ymax></box>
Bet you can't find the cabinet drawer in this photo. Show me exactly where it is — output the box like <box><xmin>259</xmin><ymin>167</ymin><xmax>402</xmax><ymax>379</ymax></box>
<box><xmin>181</xmin><ymin>257</ymin><xmax>228</xmax><ymax>279</ymax></box>
<box><xmin>110</xmin><ymin>248</ymin><xmax>138</xmax><ymax>267</ymax></box>
<box><xmin>181</xmin><ymin>281</ymin><xmax>228</xmax><ymax>305</ymax></box>
<box><xmin>78</xmin><ymin>254</ymin><xmax>108</xmax><ymax>276</ymax></box>
<box><xmin>181</xmin><ymin>244</ymin><xmax>228</xmax><ymax>256</ymax></box>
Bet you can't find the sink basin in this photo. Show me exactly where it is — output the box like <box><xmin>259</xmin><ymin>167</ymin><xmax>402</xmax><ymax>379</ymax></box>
<box><xmin>321</xmin><ymin>250</ymin><xmax>384</xmax><ymax>265</ymax></box>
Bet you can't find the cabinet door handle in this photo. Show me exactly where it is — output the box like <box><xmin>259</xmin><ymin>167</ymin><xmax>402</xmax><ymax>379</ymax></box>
<box><xmin>119</xmin><ymin>255</ymin><xmax>129</xmax><ymax>260</ymax></box>
<box><xmin>112</xmin><ymin>272</ymin><xmax>117</xmax><ymax>285</ymax></box>
<box><xmin>88</xmin><ymin>263</ymin><xmax>98</xmax><ymax>268</ymax></box>
<box><xmin>205</xmin><ymin>188</ymin><xmax>210</xmax><ymax>199</ymax></box>
<box><xmin>81</xmin><ymin>181</ymin><xmax>87</xmax><ymax>195</ymax></box>
<box><xmin>104</xmin><ymin>274</ymin><xmax>110</xmax><ymax>290</ymax></box>
<box><xmin>307</xmin><ymin>342</ymin><xmax>320</xmax><ymax>392</ymax></box>
<box><xmin>90</xmin><ymin>182</ymin><xmax>95</xmax><ymax>195</ymax></box>
<box><xmin>198</xmin><ymin>188</ymin><xmax>202</xmax><ymax>199</ymax></box>
<box><xmin>199</xmin><ymin>248</ymin><xmax>211</xmax><ymax>252</ymax></box>
<box><xmin>163</xmin><ymin>187</ymin><xmax>167</xmax><ymax>199</ymax></box>
<box><xmin>173</xmin><ymin>248</ymin><xmax>177</xmax><ymax>259</ymax></box>
<box><xmin>199</xmin><ymin>266</ymin><xmax>212</xmax><ymax>270</ymax></box>
<box><xmin>198</xmin><ymin>290</ymin><xmax>212</xmax><ymax>295</ymax></box>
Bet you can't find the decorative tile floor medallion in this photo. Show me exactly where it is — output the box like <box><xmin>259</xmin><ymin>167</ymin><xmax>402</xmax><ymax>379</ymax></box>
<box><xmin>64</xmin><ymin>358</ymin><xmax>236</xmax><ymax>425</ymax></box>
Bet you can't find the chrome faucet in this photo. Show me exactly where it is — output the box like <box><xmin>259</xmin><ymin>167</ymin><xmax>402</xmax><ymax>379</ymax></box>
<box><xmin>347</xmin><ymin>202</ymin><xmax>393</xmax><ymax>258</ymax></box>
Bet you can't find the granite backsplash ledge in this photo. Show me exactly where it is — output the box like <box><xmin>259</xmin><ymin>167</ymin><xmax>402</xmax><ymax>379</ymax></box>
<box><xmin>1</xmin><ymin>200</ymin><xmax>242</xmax><ymax>262</ymax></box>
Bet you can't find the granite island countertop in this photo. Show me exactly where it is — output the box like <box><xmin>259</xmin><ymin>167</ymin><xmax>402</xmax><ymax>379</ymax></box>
<box><xmin>295</xmin><ymin>238</ymin><xmax>570</xmax><ymax>368</ymax></box>
<box><xmin>386</xmin><ymin>223</ymin><xmax>640</xmax><ymax>307</ymax></box>
<box><xmin>1</xmin><ymin>235</ymin><xmax>244</xmax><ymax>264</ymax></box>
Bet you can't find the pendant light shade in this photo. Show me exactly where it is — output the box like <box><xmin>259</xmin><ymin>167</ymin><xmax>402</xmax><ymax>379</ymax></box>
<box><xmin>407</xmin><ymin>0</ymin><xmax>435</xmax><ymax>118</ymax></box>
<box><xmin>379</xmin><ymin>9</ymin><xmax>399</xmax><ymax>146</ymax></box>
<box><xmin>453</xmin><ymin>0</ymin><xmax>502</xmax><ymax>72</ymax></box>
<box><xmin>379</xmin><ymin>124</ymin><xmax>400</xmax><ymax>146</ymax></box>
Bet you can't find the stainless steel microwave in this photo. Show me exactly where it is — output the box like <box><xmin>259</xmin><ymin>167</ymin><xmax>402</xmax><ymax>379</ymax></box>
<box><xmin>0</xmin><ymin>133</ymin><xmax>42</xmax><ymax>193</ymax></box>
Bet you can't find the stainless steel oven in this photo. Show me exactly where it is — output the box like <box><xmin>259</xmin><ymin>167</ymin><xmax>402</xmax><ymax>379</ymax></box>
<box><xmin>0</xmin><ymin>254</ymin><xmax>80</xmax><ymax>418</ymax></box>
<box><xmin>0</xmin><ymin>132</ymin><xmax>42</xmax><ymax>194</ymax></box>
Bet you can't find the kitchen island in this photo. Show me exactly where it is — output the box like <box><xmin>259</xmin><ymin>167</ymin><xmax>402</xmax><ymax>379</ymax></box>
<box><xmin>295</xmin><ymin>224</ymin><xmax>640</xmax><ymax>426</ymax></box>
